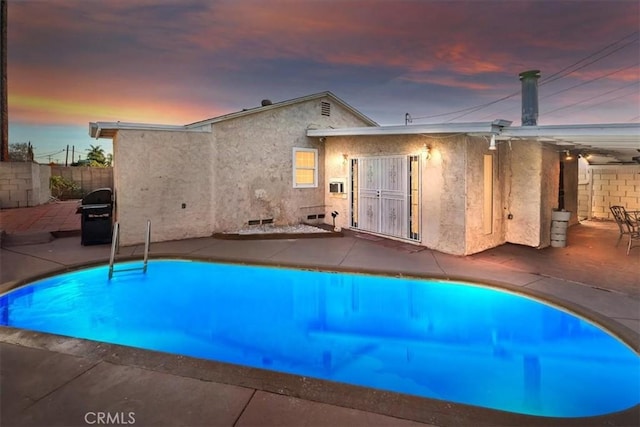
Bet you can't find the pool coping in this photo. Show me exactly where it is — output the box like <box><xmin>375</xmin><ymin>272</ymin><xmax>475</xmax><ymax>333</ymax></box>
<box><xmin>1</xmin><ymin>255</ymin><xmax>639</xmax><ymax>427</ymax></box>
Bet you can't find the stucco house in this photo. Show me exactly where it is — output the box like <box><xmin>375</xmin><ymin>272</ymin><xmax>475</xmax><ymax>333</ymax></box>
<box><xmin>90</xmin><ymin>92</ymin><xmax>377</xmax><ymax>246</ymax></box>
<box><xmin>90</xmin><ymin>82</ymin><xmax>640</xmax><ymax>255</ymax></box>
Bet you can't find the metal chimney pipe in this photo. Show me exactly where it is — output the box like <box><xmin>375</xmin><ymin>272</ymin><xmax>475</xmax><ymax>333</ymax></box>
<box><xmin>519</xmin><ymin>70</ymin><xmax>540</xmax><ymax>126</ymax></box>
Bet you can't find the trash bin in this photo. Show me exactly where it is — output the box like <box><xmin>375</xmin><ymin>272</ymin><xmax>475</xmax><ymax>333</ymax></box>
<box><xmin>77</xmin><ymin>188</ymin><xmax>113</xmax><ymax>246</ymax></box>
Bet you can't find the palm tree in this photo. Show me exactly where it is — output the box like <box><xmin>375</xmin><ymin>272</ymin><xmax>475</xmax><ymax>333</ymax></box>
<box><xmin>86</xmin><ymin>144</ymin><xmax>106</xmax><ymax>165</ymax></box>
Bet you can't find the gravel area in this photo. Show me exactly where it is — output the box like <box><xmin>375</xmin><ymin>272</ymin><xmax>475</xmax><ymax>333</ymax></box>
<box><xmin>226</xmin><ymin>224</ymin><xmax>330</xmax><ymax>235</ymax></box>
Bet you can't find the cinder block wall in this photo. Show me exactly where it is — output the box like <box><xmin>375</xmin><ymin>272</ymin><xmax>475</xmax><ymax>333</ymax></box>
<box><xmin>50</xmin><ymin>166</ymin><xmax>114</xmax><ymax>196</ymax></box>
<box><xmin>577</xmin><ymin>159</ymin><xmax>590</xmax><ymax>219</ymax></box>
<box><xmin>0</xmin><ymin>162</ymin><xmax>52</xmax><ymax>208</ymax></box>
<box><xmin>580</xmin><ymin>164</ymin><xmax>640</xmax><ymax>219</ymax></box>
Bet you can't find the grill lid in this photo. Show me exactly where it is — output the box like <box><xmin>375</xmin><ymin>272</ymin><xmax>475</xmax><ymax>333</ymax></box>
<box><xmin>81</xmin><ymin>188</ymin><xmax>113</xmax><ymax>205</ymax></box>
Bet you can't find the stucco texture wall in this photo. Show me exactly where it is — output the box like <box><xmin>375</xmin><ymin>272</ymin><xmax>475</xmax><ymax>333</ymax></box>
<box><xmin>113</xmin><ymin>130</ymin><xmax>214</xmax><ymax>245</ymax></box>
<box><xmin>503</xmin><ymin>141</ymin><xmax>559</xmax><ymax>248</ymax></box>
<box><xmin>213</xmin><ymin>97</ymin><xmax>371</xmax><ymax>231</ymax></box>
<box><xmin>325</xmin><ymin>134</ymin><xmax>503</xmax><ymax>255</ymax></box>
<box><xmin>561</xmin><ymin>156</ymin><xmax>579</xmax><ymax>225</ymax></box>
<box><xmin>464</xmin><ymin>137</ymin><xmax>506</xmax><ymax>254</ymax></box>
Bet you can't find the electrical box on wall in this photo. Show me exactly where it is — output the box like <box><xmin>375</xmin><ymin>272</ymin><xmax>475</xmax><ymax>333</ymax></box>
<box><xmin>329</xmin><ymin>181</ymin><xmax>344</xmax><ymax>193</ymax></box>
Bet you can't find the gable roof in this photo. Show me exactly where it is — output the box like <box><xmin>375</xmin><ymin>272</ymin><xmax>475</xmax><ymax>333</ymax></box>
<box><xmin>185</xmin><ymin>91</ymin><xmax>378</xmax><ymax>129</ymax></box>
<box><xmin>90</xmin><ymin>91</ymin><xmax>377</xmax><ymax>139</ymax></box>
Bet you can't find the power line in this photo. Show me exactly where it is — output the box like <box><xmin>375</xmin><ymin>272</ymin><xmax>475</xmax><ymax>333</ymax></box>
<box><xmin>539</xmin><ymin>31</ymin><xmax>638</xmax><ymax>86</ymax></box>
<box><xmin>34</xmin><ymin>149</ymin><xmax>65</xmax><ymax>158</ymax></box>
<box><xmin>541</xmin><ymin>80</ymin><xmax>640</xmax><ymax>116</ymax></box>
<box><xmin>408</xmin><ymin>31</ymin><xmax>639</xmax><ymax>123</ymax></box>
<box><xmin>475</xmin><ymin>62</ymin><xmax>639</xmax><ymax>120</ymax></box>
<box><xmin>541</xmin><ymin>62</ymin><xmax>638</xmax><ymax>100</ymax></box>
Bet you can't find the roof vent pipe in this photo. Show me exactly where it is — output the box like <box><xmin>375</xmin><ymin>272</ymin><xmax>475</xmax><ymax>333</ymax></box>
<box><xmin>261</xmin><ymin>99</ymin><xmax>273</xmax><ymax>107</ymax></box>
<box><xmin>519</xmin><ymin>70</ymin><xmax>540</xmax><ymax>126</ymax></box>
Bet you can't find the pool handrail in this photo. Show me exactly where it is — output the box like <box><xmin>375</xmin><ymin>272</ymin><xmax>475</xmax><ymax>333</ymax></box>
<box><xmin>108</xmin><ymin>222</ymin><xmax>120</xmax><ymax>279</ymax></box>
<box><xmin>108</xmin><ymin>220</ymin><xmax>151</xmax><ymax>279</ymax></box>
<box><xmin>143</xmin><ymin>220</ymin><xmax>151</xmax><ymax>273</ymax></box>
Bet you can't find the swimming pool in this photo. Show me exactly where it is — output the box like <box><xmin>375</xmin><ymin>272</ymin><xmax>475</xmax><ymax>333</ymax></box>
<box><xmin>0</xmin><ymin>259</ymin><xmax>638</xmax><ymax>418</ymax></box>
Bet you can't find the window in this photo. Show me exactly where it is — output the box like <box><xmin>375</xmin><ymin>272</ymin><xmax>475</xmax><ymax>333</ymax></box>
<box><xmin>293</xmin><ymin>148</ymin><xmax>318</xmax><ymax>188</ymax></box>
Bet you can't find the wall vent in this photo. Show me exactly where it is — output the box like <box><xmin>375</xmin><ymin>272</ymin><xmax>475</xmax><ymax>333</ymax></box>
<box><xmin>321</xmin><ymin>101</ymin><xmax>331</xmax><ymax>116</ymax></box>
<box><xmin>261</xmin><ymin>218</ymin><xmax>274</xmax><ymax>224</ymax></box>
<box><xmin>307</xmin><ymin>214</ymin><xmax>317</xmax><ymax>220</ymax></box>
<box><xmin>248</xmin><ymin>219</ymin><xmax>260</xmax><ymax>226</ymax></box>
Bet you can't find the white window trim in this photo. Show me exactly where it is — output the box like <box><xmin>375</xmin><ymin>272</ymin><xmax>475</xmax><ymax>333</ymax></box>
<box><xmin>292</xmin><ymin>147</ymin><xmax>318</xmax><ymax>188</ymax></box>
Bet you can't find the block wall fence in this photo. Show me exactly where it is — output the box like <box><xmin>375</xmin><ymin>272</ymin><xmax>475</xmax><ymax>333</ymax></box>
<box><xmin>50</xmin><ymin>166</ymin><xmax>114</xmax><ymax>197</ymax></box>
<box><xmin>578</xmin><ymin>162</ymin><xmax>640</xmax><ymax>220</ymax></box>
<box><xmin>0</xmin><ymin>162</ymin><xmax>52</xmax><ymax>208</ymax></box>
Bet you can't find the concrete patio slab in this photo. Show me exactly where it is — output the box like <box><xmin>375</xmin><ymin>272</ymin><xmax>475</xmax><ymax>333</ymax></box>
<box><xmin>267</xmin><ymin>235</ymin><xmax>358</xmax><ymax>266</ymax></box>
<box><xmin>4</xmin><ymin>357</ymin><xmax>254</xmax><ymax>427</ymax></box>
<box><xmin>0</xmin><ymin>343</ymin><xmax>97</xmax><ymax>421</ymax></box>
<box><xmin>190</xmin><ymin>238</ymin><xmax>297</xmax><ymax>262</ymax></box>
<box><xmin>236</xmin><ymin>390</ymin><xmax>436</xmax><ymax>427</ymax></box>
<box><xmin>0</xmin><ymin>209</ymin><xmax>637</xmax><ymax>427</ymax></box>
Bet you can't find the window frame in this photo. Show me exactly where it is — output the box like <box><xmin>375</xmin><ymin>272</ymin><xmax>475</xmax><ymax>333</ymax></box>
<box><xmin>292</xmin><ymin>147</ymin><xmax>318</xmax><ymax>188</ymax></box>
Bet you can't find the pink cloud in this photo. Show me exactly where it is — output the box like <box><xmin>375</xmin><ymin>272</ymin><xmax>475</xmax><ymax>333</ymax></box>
<box><xmin>7</xmin><ymin>0</ymin><xmax>639</xmax><ymax>128</ymax></box>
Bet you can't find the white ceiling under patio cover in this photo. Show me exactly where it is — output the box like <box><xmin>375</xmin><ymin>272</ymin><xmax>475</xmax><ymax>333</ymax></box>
<box><xmin>307</xmin><ymin>122</ymin><xmax>640</xmax><ymax>164</ymax></box>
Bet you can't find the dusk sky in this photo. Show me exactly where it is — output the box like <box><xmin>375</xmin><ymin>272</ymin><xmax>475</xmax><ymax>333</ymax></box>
<box><xmin>7</xmin><ymin>0</ymin><xmax>640</xmax><ymax>163</ymax></box>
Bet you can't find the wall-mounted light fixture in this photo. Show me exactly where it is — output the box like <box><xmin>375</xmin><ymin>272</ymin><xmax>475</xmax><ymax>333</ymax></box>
<box><xmin>422</xmin><ymin>143</ymin><xmax>431</xmax><ymax>159</ymax></box>
<box><xmin>342</xmin><ymin>153</ymin><xmax>348</xmax><ymax>164</ymax></box>
<box><xmin>488</xmin><ymin>134</ymin><xmax>497</xmax><ymax>151</ymax></box>
<box><xmin>565</xmin><ymin>150</ymin><xmax>573</xmax><ymax>161</ymax></box>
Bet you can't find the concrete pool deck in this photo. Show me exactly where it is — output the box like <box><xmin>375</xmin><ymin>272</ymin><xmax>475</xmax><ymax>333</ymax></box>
<box><xmin>0</xmin><ymin>216</ymin><xmax>638</xmax><ymax>426</ymax></box>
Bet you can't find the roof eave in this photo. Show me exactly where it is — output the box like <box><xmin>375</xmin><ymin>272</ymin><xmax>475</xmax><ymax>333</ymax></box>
<box><xmin>89</xmin><ymin>121</ymin><xmax>211</xmax><ymax>139</ymax></box>
<box><xmin>307</xmin><ymin>121</ymin><xmax>510</xmax><ymax>137</ymax></box>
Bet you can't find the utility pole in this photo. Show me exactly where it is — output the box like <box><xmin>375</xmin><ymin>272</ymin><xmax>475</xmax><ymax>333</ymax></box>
<box><xmin>1</xmin><ymin>0</ymin><xmax>9</xmax><ymax>162</ymax></box>
<box><xmin>65</xmin><ymin>144</ymin><xmax>69</xmax><ymax>166</ymax></box>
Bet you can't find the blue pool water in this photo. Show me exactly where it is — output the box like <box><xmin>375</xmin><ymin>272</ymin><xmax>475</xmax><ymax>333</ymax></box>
<box><xmin>0</xmin><ymin>259</ymin><xmax>638</xmax><ymax>418</ymax></box>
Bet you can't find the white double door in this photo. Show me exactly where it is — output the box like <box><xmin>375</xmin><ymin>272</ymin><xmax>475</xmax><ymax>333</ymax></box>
<box><xmin>356</xmin><ymin>156</ymin><xmax>408</xmax><ymax>239</ymax></box>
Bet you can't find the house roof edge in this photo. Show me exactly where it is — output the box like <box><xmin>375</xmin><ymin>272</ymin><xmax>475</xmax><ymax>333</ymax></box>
<box><xmin>185</xmin><ymin>91</ymin><xmax>378</xmax><ymax>128</ymax></box>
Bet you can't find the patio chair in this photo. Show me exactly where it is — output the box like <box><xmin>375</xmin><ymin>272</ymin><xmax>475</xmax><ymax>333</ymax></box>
<box><xmin>610</xmin><ymin>206</ymin><xmax>640</xmax><ymax>255</ymax></box>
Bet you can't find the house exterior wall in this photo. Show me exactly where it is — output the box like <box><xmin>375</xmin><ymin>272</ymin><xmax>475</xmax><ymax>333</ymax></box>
<box><xmin>561</xmin><ymin>156</ymin><xmax>579</xmax><ymax>225</ymax></box>
<box><xmin>464</xmin><ymin>137</ymin><xmax>507</xmax><ymax>254</ymax></box>
<box><xmin>504</xmin><ymin>141</ymin><xmax>559</xmax><ymax>248</ymax></box>
<box><xmin>213</xmin><ymin>96</ymin><xmax>372</xmax><ymax>231</ymax></box>
<box><xmin>577</xmin><ymin>158</ymin><xmax>590</xmax><ymax>219</ymax></box>
<box><xmin>111</xmin><ymin>95</ymin><xmax>372</xmax><ymax>244</ymax></box>
<box><xmin>539</xmin><ymin>145</ymin><xmax>560</xmax><ymax>247</ymax></box>
<box><xmin>578</xmin><ymin>164</ymin><xmax>640</xmax><ymax>220</ymax></box>
<box><xmin>324</xmin><ymin>134</ymin><xmax>425</xmax><ymax>235</ymax></box>
<box><xmin>113</xmin><ymin>130</ymin><xmax>214</xmax><ymax>245</ymax></box>
<box><xmin>0</xmin><ymin>162</ymin><xmax>51</xmax><ymax>208</ymax></box>
<box><xmin>325</xmin><ymin>134</ymin><xmax>505</xmax><ymax>255</ymax></box>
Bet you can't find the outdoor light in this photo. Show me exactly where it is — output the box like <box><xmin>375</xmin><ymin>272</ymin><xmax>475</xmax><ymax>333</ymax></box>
<box><xmin>489</xmin><ymin>134</ymin><xmax>497</xmax><ymax>151</ymax></box>
<box><xmin>331</xmin><ymin>211</ymin><xmax>339</xmax><ymax>231</ymax></box>
<box><xmin>565</xmin><ymin>150</ymin><xmax>573</xmax><ymax>160</ymax></box>
<box><xmin>342</xmin><ymin>153</ymin><xmax>348</xmax><ymax>164</ymax></box>
<box><xmin>422</xmin><ymin>144</ymin><xmax>431</xmax><ymax>159</ymax></box>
